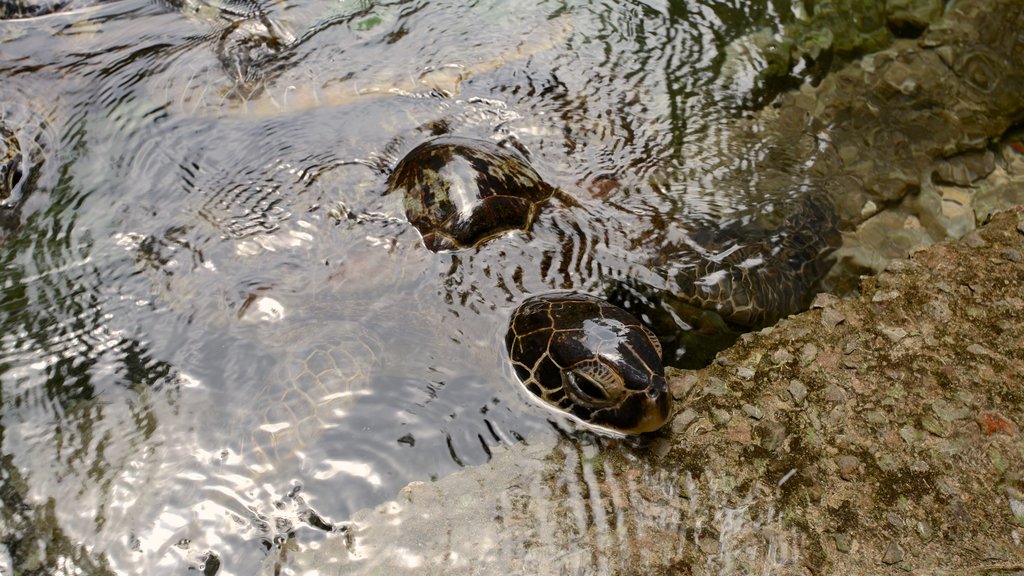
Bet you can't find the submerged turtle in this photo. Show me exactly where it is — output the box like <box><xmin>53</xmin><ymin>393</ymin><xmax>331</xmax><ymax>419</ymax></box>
<box><xmin>388</xmin><ymin>136</ymin><xmax>555</xmax><ymax>252</ymax></box>
<box><xmin>1</xmin><ymin>123</ymin><xmax>21</xmax><ymax>201</ymax></box>
<box><xmin>247</xmin><ymin>322</ymin><xmax>384</xmax><ymax>468</ymax></box>
<box><xmin>392</xmin><ymin>136</ymin><xmax>838</xmax><ymax>434</ymax></box>
<box><xmin>1</xmin><ymin>102</ymin><xmax>56</xmax><ymax>242</ymax></box>
<box><xmin>506</xmin><ymin>293</ymin><xmax>671</xmax><ymax>434</ymax></box>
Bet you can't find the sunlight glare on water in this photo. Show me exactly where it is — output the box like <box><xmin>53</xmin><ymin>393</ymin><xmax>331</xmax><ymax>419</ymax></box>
<box><xmin>0</xmin><ymin>0</ymin><xmax>814</xmax><ymax>573</ymax></box>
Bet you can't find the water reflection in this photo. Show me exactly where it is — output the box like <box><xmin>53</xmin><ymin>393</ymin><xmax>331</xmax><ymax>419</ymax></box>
<box><xmin>0</xmin><ymin>0</ymin><xmax>826</xmax><ymax>573</ymax></box>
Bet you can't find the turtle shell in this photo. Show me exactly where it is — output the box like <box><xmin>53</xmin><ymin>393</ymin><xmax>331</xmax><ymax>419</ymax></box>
<box><xmin>1</xmin><ymin>123</ymin><xmax>22</xmax><ymax>204</ymax></box>
<box><xmin>388</xmin><ymin>136</ymin><xmax>554</xmax><ymax>252</ymax></box>
<box><xmin>505</xmin><ymin>293</ymin><xmax>670</xmax><ymax>434</ymax></box>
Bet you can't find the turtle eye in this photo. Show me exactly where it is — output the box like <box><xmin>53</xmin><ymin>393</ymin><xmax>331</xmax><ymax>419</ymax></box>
<box><xmin>564</xmin><ymin>359</ymin><xmax>624</xmax><ymax>406</ymax></box>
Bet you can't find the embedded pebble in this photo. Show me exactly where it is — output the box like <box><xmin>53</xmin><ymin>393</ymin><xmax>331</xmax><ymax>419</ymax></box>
<box><xmin>735</xmin><ymin>366</ymin><xmax>756</xmax><ymax>380</ymax></box>
<box><xmin>823</xmin><ymin>383</ymin><xmax>847</xmax><ymax>405</ymax></box>
<box><xmin>884</xmin><ymin>258</ymin><xmax>915</xmax><ymax>273</ymax></box>
<box><xmin>671</xmin><ymin>408</ymin><xmax>699</xmax><ymax>434</ymax></box>
<box><xmin>916</xmin><ymin>520</ymin><xmax>933</xmax><ymax>542</ymax></box>
<box><xmin>836</xmin><ymin>455</ymin><xmax>860</xmax><ymax>481</ymax></box>
<box><xmin>712</xmin><ymin>408</ymin><xmax>732</xmax><ymax>426</ymax></box>
<box><xmin>966</xmin><ymin>343</ymin><xmax>991</xmax><ymax>356</ymax></box>
<box><xmin>864</xmin><ymin>409</ymin><xmax>889</xmax><ymax>426</ymax></box>
<box><xmin>899</xmin><ymin>425</ymin><xmax>920</xmax><ymax>444</ymax></box>
<box><xmin>1010</xmin><ymin>499</ymin><xmax>1024</xmax><ymax>523</ymax></box>
<box><xmin>811</xmin><ymin>293</ymin><xmax>840</xmax><ymax>309</ymax></box>
<box><xmin>703</xmin><ymin>378</ymin><xmax>731</xmax><ymax>397</ymax></box>
<box><xmin>757</xmin><ymin>421</ymin><xmax>787</xmax><ymax>451</ymax></box>
<box><xmin>886</xmin><ymin>512</ymin><xmax>904</xmax><ymax>529</ymax></box>
<box><xmin>668</xmin><ymin>371</ymin><xmax>699</xmax><ymax>400</ymax></box>
<box><xmin>881</xmin><ymin>326</ymin><xmax>908</xmax><ymax>342</ymax></box>
<box><xmin>741</xmin><ymin>403</ymin><xmax>764</xmax><ymax>420</ymax></box>
<box><xmin>821</xmin><ymin>307</ymin><xmax>846</xmax><ymax>329</ymax></box>
<box><xmin>835</xmin><ymin>533</ymin><xmax>852</xmax><ymax>553</ymax></box>
<box><xmin>871</xmin><ymin>290</ymin><xmax>900</xmax><ymax>302</ymax></box>
<box><xmin>931</xmin><ymin>399</ymin><xmax>970</xmax><ymax>421</ymax></box>
<box><xmin>924</xmin><ymin>299</ymin><xmax>951</xmax><ymax>321</ymax></box>
<box><xmin>772</xmin><ymin>348</ymin><xmax>794</xmax><ymax>364</ymax></box>
<box><xmin>921</xmin><ymin>414</ymin><xmax>951</xmax><ymax>437</ymax></box>
<box><xmin>788</xmin><ymin>380</ymin><xmax>808</xmax><ymax>405</ymax></box>
<box><xmin>799</xmin><ymin>343</ymin><xmax>818</xmax><ymax>364</ymax></box>
<box><xmin>1017</xmin><ymin>220</ymin><xmax>1024</xmax><ymax>235</ymax></box>
<box><xmin>1001</xmin><ymin>248</ymin><xmax>1023</xmax><ymax>262</ymax></box>
<box><xmin>962</xmin><ymin>230</ymin><xmax>987</xmax><ymax>248</ymax></box>
<box><xmin>882</xmin><ymin>542</ymin><xmax>905</xmax><ymax>565</ymax></box>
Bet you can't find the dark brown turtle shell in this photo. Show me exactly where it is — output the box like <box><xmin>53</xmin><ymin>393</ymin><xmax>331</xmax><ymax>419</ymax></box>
<box><xmin>505</xmin><ymin>293</ymin><xmax>670</xmax><ymax>434</ymax></box>
<box><xmin>1</xmin><ymin>123</ymin><xmax>21</xmax><ymax>203</ymax></box>
<box><xmin>388</xmin><ymin>136</ymin><xmax>554</xmax><ymax>252</ymax></box>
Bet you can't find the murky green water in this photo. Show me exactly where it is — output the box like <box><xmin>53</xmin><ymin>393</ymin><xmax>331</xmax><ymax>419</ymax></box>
<box><xmin>1</xmin><ymin>0</ymin><xmax>818</xmax><ymax>573</ymax></box>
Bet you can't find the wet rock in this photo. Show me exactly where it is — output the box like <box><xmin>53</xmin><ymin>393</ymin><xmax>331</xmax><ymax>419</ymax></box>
<box><xmin>293</xmin><ymin>2</ymin><xmax>1024</xmax><ymax>569</ymax></box>
<box><xmin>886</xmin><ymin>0</ymin><xmax>944</xmax><ymax>36</ymax></box>
<box><xmin>882</xmin><ymin>541</ymin><xmax>905</xmax><ymax>565</ymax></box>
<box><xmin>932</xmin><ymin>149</ymin><xmax>996</xmax><ymax>186</ymax></box>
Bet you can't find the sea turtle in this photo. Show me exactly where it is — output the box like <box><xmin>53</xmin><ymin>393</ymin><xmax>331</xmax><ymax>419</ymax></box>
<box><xmin>0</xmin><ymin>102</ymin><xmax>56</xmax><ymax>242</ymax></box>
<box><xmin>390</xmin><ymin>136</ymin><xmax>839</xmax><ymax>434</ymax></box>
<box><xmin>1</xmin><ymin>123</ymin><xmax>20</xmax><ymax>201</ymax></box>
<box><xmin>388</xmin><ymin>136</ymin><xmax>555</xmax><ymax>252</ymax></box>
<box><xmin>505</xmin><ymin>293</ymin><xmax>670</xmax><ymax>434</ymax></box>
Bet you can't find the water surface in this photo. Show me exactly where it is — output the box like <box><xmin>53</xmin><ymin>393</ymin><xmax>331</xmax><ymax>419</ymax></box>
<box><xmin>0</xmin><ymin>0</ymin><xmax>808</xmax><ymax>572</ymax></box>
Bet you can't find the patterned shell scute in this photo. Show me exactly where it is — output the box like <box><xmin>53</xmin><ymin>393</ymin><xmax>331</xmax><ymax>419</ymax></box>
<box><xmin>251</xmin><ymin>327</ymin><xmax>383</xmax><ymax>467</ymax></box>
<box><xmin>506</xmin><ymin>293</ymin><xmax>671</xmax><ymax>435</ymax></box>
<box><xmin>388</xmin><ymin>136</ymin><xmax>554</xmax><ymax>252</ymax></box>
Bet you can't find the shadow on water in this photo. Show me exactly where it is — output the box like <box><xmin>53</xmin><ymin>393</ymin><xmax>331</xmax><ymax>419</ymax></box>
<box><xmin>0</xmin><ymin>0</ymin><xmax>839</xmax><ymax>573</ymax></box>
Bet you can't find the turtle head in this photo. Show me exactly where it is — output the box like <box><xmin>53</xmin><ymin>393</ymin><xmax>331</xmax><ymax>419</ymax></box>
<box><xmin>506</xmin><ymin>293</ymin><xmax>672</xmax><ymax>434</ymax></box>
<box><xmin>557</xmin><ymin>359</ymin><xmax>670</xmax><ymax>434</ymax></box>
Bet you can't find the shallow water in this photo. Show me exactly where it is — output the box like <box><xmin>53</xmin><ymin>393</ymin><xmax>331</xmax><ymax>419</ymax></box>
<box><xmin>0</xmin><ymin>0</ymin><xmax>815</xmax><ymax>573</ymax></box>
